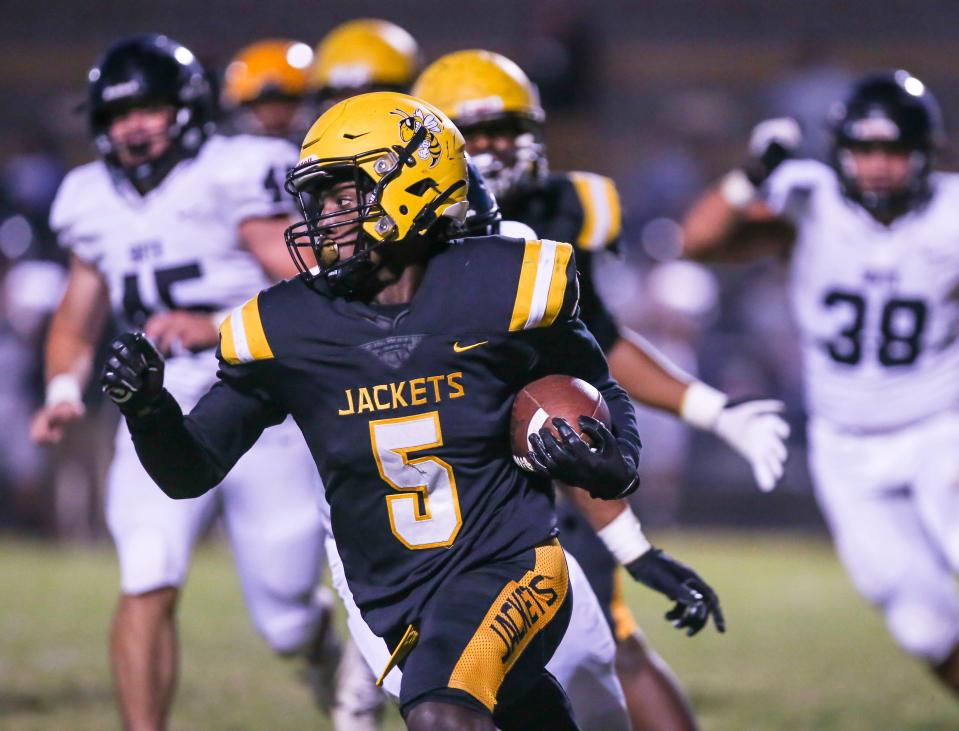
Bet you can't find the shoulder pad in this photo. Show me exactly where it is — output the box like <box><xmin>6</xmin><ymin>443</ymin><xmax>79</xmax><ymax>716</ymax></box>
<box><xmin>566</xmin><ymin>171</ymin><xmax>622</xmax><ymax>251</ymax></box>
<box><xmin>50</xmin><ymin>162</ymin><xmax>108</xmax><ymax>229</ymax></box>
<box><xmin>509</xmin><ymin>238</ymin><xmax>577</xmax><ymax>331</ymax></box>
<box><xmin>49</xmin><ymin>162</ymin><xmax>111</xmax><ymax>262</ymax></box>
<box><xmin>204</xmin><ymin>134</ymin><xmax>299</xmax><ymax>221</ymax></box>
<box><xmin>218</xmin><ymin>292</ymin><xmax>275</xmax><ymax>364</ymax></box>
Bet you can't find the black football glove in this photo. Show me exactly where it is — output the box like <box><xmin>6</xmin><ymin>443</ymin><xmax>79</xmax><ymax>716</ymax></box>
<box><xmin>742</xmin><ymin>117</ymin><xmax>802</xmax><ymax>186</ymax></box>
<box><xmin>527</xmin><ymin>416</ymin><xmax>639</xmax><ymax>500</ymax></box>
<box><xmin>626</xmin><ymin>548</ymin><xmax>725</xmax><ymax>636</ymax></box>
<box><xmin>101</xmin><ymin>332</ymin><xmax>166</xmax><ymax>417</ymax></box>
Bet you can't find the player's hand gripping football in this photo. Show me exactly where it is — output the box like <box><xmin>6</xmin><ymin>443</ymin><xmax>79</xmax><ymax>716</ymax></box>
<box><xmin>101</xmin><ymin>332</ymin><xmax>166</xmax><ymax>417</ymax></box>
<box><xmin>626</xmin><ymin>548</ymin><xmax>725</xmax><ymax>636</ymax></box>
<box><xmin>527</xmin><ymin>416</ymin><xmax>639</xmax><ymax>500</ymax></box>
<box><xmin>714</xmin><ymin>398</ymin><xmax>790</xmax><ymax>492</ymax></box>
<box><xmin>744</xmin><ymin>117</ymin><xmax>802</xmax><ymax>186</ymax></box>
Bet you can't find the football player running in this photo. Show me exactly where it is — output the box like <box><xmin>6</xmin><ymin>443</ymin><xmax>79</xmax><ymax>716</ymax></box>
<box><xmin>220</xmin><ymin>38</ymin><xmax>316</xmax><ymax>142</ymax></box>
<box><xmin>413</xmin><ymin>49</ymin><xmax>784</xmax><ymax>731</ymax></box>
<box><xmin>682</xmin><ymin>70</ymin><xmax>959</xmax><ymax>695</ymax></box>
<box><xmin>319</xmin><ymin>161</ymin><xmax>720</xmax><ymax>731</ymax></box>
<box><xmin>304</xmin><ymin>23</ymin><xmax>696</xmax><ymax>731</ymax></box>
<box><xmin>100</xmin><ymin>91</ymin><xmax>722</xmax><ymax>730</ymax></box>
<box><xmin>30</xmin><ymin>35</ymin><xmax>330</xmax><ymax>730</ymax></box>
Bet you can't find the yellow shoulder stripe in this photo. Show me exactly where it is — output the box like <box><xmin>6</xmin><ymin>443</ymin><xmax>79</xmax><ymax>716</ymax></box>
<box><xmin>219</xmin><ymin>294</ymin><xmax>274</xmax><ymax>365</ymax></box>
<box><xmin>569</xmin><ymin>171</ymin><xmax>622</xmax><ymax>251</ymax></box>
<box><xmin>509</xmin><ymin>239</ymin><xmax>574</xmax><ymax>332</ymax></box>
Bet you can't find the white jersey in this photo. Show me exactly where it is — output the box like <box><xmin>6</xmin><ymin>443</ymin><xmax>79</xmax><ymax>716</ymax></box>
<box><xmin>765</xmin><ymin>159</ymin><xmax>959</xmax><ymax>431</ymax></box>
<box><xmin>50</xmin><ymin>134</ymin><xmax>298</xmax><ymax>404</ymax></box>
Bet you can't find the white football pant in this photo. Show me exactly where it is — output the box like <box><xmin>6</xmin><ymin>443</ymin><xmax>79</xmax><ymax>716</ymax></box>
<box><xmin>107</xmin><ymin>415</ymin><xmax>326</xmax><ymax>654</ymax></box>
<box><xmin>809</xmin><ymin>410</ymin><xmax>959</xmax><ymax>662</ymax></box>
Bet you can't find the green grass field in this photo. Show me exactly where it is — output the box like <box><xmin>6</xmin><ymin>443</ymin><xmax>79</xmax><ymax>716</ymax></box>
<box><xmin>1</xmin><ymin>531</ymin><xmax>956</xmax><ymax>730</ymax></box>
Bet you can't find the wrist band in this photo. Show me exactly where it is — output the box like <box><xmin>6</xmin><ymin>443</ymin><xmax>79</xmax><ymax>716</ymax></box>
<box><xmin>598</xmin><ymin>508</ymin><xmax>652</xmax><ymax>565</ymax></box>
<box><xmin>680</xmin><ymin>381</ymin><xmax>728</xmax><ymax>431</ymax></box>
<box><xmin>719</xmin><ymin>168</ymin><xmax>757</xmax><ymax>209</ymax></box>
<box><xmin>46</xmin><ymin>373</ymin><xmax>83</xmax><ymax>408</ymax></box>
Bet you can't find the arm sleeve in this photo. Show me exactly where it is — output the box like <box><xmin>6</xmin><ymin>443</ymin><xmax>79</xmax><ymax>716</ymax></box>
<box><xmin>125</xmin><ymin>362</ymin><xmax>287</xmax><ymax>499</ymax></box>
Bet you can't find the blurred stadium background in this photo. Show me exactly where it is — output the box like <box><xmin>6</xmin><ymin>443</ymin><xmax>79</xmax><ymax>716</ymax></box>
<box><xmin>1</xmin><ymin>1</ymin><xmax>958</xmax><ymax>728</ymax></box>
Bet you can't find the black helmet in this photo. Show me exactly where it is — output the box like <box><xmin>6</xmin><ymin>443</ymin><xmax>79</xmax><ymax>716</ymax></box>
<box><xmin>88</xmin><ymin>34</ymin><xmax>215</xmax><ymax>190</ymax></box>
<box><xmin>828</xmin><ymin>70</ymin><xmax>944</xmax><ymax>217</ymax></box>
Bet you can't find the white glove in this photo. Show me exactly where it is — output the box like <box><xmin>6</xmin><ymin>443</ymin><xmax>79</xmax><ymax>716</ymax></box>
<box><xmin>713</xmin><ymin>399</ymin><xmax>790</xmax><ymax>492</ymax></box>
<box><xmin>680</xmin><ymin>382</ymin><xmax>790</xmax><ymax>492</ymax></box>
<box><xmin>748</xmin><ymin>117</ymin><xmax>803</xmax><ymax>159</ymax></box>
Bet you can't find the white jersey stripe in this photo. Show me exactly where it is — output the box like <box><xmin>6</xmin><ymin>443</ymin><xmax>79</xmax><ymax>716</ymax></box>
<box><xmin>230</xmin><ymin>305</ymin><xmax>254</xmax><ymax>363</ymax></box>
<box><xmin>585</xmin><ymin>175</ymin><xmax>611</xmax><ymax>250</ymax></box>
<box><xmin>525</xmin><ymin>239</ymin><xmax>558</xmax><ymax>329</ymax></box>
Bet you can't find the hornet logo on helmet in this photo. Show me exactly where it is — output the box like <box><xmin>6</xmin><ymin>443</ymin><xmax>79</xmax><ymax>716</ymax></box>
<box><xmin>391</xmin><ymin>108</ymin><xmax>443</xmax><ymax>168</ymax></box>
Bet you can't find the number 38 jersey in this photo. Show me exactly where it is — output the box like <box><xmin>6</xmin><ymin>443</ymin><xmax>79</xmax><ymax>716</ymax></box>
<box><xmin>764</xmin><ymin>159</ymin><xmax>959</xmax><ymax>431</ymax></box>
<box><xmin>49</xmin><ymin>134</ymin><xmax>298</xmax><ymax>404</ymax></box>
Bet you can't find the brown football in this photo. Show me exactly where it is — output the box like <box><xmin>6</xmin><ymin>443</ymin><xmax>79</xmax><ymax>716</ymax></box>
<box><xmin>510</xmin><ymin>375</ymin><xmax>611</xmax><ymax>472</ymax></box>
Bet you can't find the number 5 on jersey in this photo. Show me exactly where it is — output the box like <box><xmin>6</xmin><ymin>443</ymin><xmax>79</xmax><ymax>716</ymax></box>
<box><xmin>370</xmin><ymin>412</ymin><xmax>463</xmax><ymax>550</ymax></box>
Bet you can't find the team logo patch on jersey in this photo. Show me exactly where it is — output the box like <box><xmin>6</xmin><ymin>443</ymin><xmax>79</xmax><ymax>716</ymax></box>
<box><xmin>359</xmin><ymin>334</ymin><xmax>426</xmax><ymax>368</ymax></box>
<box><xmin>392</xmin><ymin>108</ymin><xmax>443</xmax><ymax>168</ymax></box>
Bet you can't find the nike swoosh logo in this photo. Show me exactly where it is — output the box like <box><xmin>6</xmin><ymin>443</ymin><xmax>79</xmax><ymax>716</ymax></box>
<box><xmin>453</xmin><ymin>340</ymin><xmax>488</xmax><ymax>353</ymax></box>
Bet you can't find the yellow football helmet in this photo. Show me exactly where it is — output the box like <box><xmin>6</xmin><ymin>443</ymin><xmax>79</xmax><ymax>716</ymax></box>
<box><xmin>411</xmin><ymin>49</ymin><xmax>544</xmax><ymax>128</ymax></box>
<box><xmin>412</xmin><ymin>50</ymin><xmax>546</xmax><ymax>200</ymax></box>
<box><xmin>285</xmin><ymin>92</ymin><xmax>468</xmax><ymax>294</ymax></box>
<box><xmin>310</xmin><ymin>19</ymin><xmax>419</xmax><ymax>99</ymax></box>
<box><xmin>222</xmin><ymin>39</ymin><xmax>314</xmax><ymax>105</ymax></box>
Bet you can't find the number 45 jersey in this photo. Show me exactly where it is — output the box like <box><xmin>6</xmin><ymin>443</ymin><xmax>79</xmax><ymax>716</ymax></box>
<box><xmin>765</xmin><ymin>159</ymin><xmax>959</xmax><ymax>431</ymax></box>
<box><xmin>207</xmin><ymin>236</ymin><xmax>640</xmax><ymax>637</ymax></box>
<box><xmin>49</xmin><ymin>134</ymin><xmax>297</xmax><ymax>405</ymax></box>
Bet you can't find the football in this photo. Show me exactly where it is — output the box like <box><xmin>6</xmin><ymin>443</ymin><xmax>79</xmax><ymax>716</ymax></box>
<box><xmin>510</xmin><ymin>375</ymin><xmax>611</xmax><ymax>472</ymax></box>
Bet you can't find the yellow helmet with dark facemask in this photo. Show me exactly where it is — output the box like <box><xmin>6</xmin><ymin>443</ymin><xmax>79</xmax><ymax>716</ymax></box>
<box><xmin>412</xmin><ymin>50</ymin><xmax>546</xmax><ymax>200</ymax></box>
<box><xmin>284</xmin><ymin>92</ymin><xmax>468</xmax><ymax>294</ymax></box>
<box><xmin>223</xmin><ymin>39</ymin><xmax>314</xmax><ymax>105</ymax></box>
<box><xmin>310</xmin><ymin>20</ymin><xmax>419</xmax><ymax>99</ymax></box>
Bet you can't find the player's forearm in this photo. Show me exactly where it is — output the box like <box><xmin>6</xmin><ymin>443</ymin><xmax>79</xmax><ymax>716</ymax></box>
<box><xmin>608</xmin><ymin>329</ymin><xmax>731</xmax><ymax>431</ymax></box>
<box><xmin>681</xmin><ymin>186</ymin><xmax>745</xmax><ymax>261</ymax></box>
<box><xmin>560</xmin><ymin>485</ymin><xmax>628</xmax><ymax>531</ymax></box>
<box><xmin>45</xmin><ymin>326</ymin><xmax>94</xmax><ymax>384</ymax></box>
<box><xmin>126</xmin><ymin>390</ymin><xmax>230</xmax><ymax>499</ymax></box>
<box><xmin>241</xmin><ymin>215</ymin><xmax>303</xmax><ymax>281</ymax></box>
<box><xmin>560</xmin><ymin>489</ymin><xmax>653</xmax><ymax>565</ymax></box>
<box><xmin>43</xmin><ymin>308</ymin><xmax>103</xmax><ymax>406</ymax></box>
<box><xmin>607</xmin><ymin>331</ymin><xmax>691</xmax><ymax>415</ymax></box>
<box><xmin>43</xmin><ymin>258</ymin><xmax>110</xmax><ymax>395</ymax></box>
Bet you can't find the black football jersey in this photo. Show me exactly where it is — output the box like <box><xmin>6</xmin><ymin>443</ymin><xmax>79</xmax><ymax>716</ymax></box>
<box><xmin>198</xmin><ymin>235</ymin><xmax>640</xmax><ymax>637</ymax></box>
<box><xmin>501</xmin><ymin>171</ymin><xmax>623</xmax><ymax>353</ymax></box>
